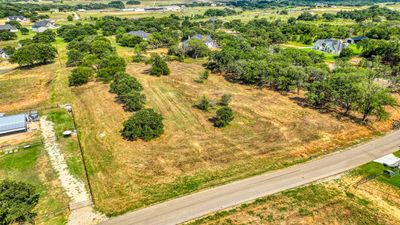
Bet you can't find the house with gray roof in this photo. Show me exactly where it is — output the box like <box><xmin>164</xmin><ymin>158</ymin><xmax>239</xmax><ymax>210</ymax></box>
<box><xmin>7</xmin><ymin>16</ymin><xmax>27</xmax><ymax>22</ymax></box>
<box><xmin>345</xmin><ymin>36</ymin><xmax>368</xmax><ymax>44</ymax></box>
<box><xmin>0</xmin><ymin>114</ymin><xmax>27</xmax><ymax>135</ymax></box>
<box><xmin>0</xmin><ymin>24</ymin><xmax>18</xmax><ymax>32</ymax></box>
<box><xmin>313</xmin><ymin>39</ymin><xmax>347</xmax><ymax>54</ymax></box>
<box><xmin>183</xmin><ymin>34</ymin><xmax>218</xmax><ymax>48</ymax></box>
<box><xmin>128</xmin><ymin>30</ymin><xmax>150</xmax><ymax>40</ymax></box>
<box><xmin>32</xmin><ymin>19</ymin><xmax>58</xmax><ymax>33</ymax></box>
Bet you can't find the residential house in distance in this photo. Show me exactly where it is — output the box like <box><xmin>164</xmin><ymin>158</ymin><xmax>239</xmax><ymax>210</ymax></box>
<box><xmin>0</xmin><ymin>49</ymin><xmax>9</xmax><ymax>59</ymax></box>
<box><xmin>7</xmin><ymin>16</ymin><xmax>27</xmax><ymax>22</ymax></box>
<box><xmin>345</xmin><ymin>36</ymin><xmax>368</xmax><ymax>44</ymax></box>
<box><xmin>163</xmin><ymin>5</ymin><xmax>181</xmax><ymax>11</ymax></box>
<box><xmin>0</xmin><ymin>24</ymin><xmax>18</xmax><ymax>32</ymax></box>
<box><xmin>183</xmin><ymin>34</ymin><xmax>218</xmax><ymax>48</ymax></box>
<box><xmin>128</xmin><ymin>30</ymin><xmax>150</xmax><ymax>40</ymax></box>
<box><xmin>32</xmin><ymin>19</ymin><xmax>58</xmax><ymax>32</ymax></box>
<box><xmin>313</xmin><ymin>39</ymin><xmax>347</xmax><ymax>54</ymax></box>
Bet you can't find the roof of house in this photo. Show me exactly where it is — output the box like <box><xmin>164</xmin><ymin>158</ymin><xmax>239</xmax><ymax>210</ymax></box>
<box><xmin>348</xmin><ymin>36</ymin><xmax>368</xmax><ymax>41</ymax></box>
<box><xmin>7</xmin><ymin>16</ymin><xmax>25</xmax><ymax>20</ymax></box>
<box><xmin>374</xmin><ymin>154</ymin><xmax>400</xmax><ymax>167</ymax></box>
<box><xmin>0</xmin><ymin>114</ymin><xmax>27</xmax><ymax>135</ymax></box>
<box><xmin>0</xmin><ymin>24</ymin><xmax>17</xmax><ymax>31</ymax></box>
<box><xmin>32</xmin><ymin>19</ymin><xmax>54</xmax><ymax>28</ymax></box>
<box><xmin>314</xmin><ymin>39</ymin><xmax>345</xmax><ymax>52</ymax></box>
<box><xmin>128</xmin><ymin>30</ymin><xmax>150</xmax><ymax>39</ymax></box>
<box><xmin>0</xmin><ymin>49</ymin><xmax>7</xmax><ymax>54</ymax></box>
<box><xmin>188</xmin><ymin>34</ymin><xmax>215</xmax><ymax>43</ymax></box>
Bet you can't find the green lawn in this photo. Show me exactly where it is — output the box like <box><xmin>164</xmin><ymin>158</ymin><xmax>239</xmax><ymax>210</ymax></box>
<box><xmin>352</xmin><ymin>160</ymin><xmax>400</xmax><ymax>188</ymax></box>
<box><xmin>47</xmin><ymin>108</ymin><xmax>86</xmax><ymax>180</ymax></box>
<box><xmin>0</xmin><ymin>141</ymin><xmax>69</xmax><ymax>225</ymax></box>
<box><xmin>348</xmin><ymin>44</ymin><xmax>363</xmax><ymax>55</ymax></box>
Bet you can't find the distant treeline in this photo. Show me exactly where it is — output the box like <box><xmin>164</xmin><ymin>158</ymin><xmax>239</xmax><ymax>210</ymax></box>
<box><xmin>225</xmin><ymin>0</ymin><xmax>400</xmax><ymax>9</ymax></box>
<box><xmin>0</xmin><ymin>1</ymin><xmax>126</xmax><ymax>18</ymax></box>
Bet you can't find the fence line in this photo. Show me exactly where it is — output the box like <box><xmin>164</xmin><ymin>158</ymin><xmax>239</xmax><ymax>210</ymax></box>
<box><xmin>69</xmin><ymin>107</ymin><xmax>96</xmax><ymax>206</ymax></box>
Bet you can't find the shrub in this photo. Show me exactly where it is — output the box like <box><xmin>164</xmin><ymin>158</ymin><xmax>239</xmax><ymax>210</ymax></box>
<box><xmin>0</xmin><ymin>180</ymin><xmax>39</xmax><ymax>224</ymax></box>
<box><xmin>19</xmin><ymin>27</ymin><xmax>29</xmax><ymax>35</ymax></box>
<box><xmin>69</xmin><ymin>66</ymin><xmax>94</xmax><ymax>86</ymax></box>
<box><xmin>218</xmin><ymin>94</ymin><xmax>232</xmax><ymax>106</ymax></box>
<box><xmin>110</xmin><ymin>75</ymin><xmax>143</xmax><ymax>95</ymax></box>
<box><xmin>195</xmin><ymin>95</ymin><xmax>212</xmax><ymax>111</ymax></box>
<box><xmin>67</xmin><ymin>15</ymin><xmax>73</xmax><ymax>21</ymax></box>
<box><xmin>339</xmin><ymin>48</ymin><xmax>354</xmax><ymax>58</ymax></box>
<box><xmin>214</xmin><ymin>106</ymin><xmax>234</xmax><ymax>127</ymax></box>
<box><xmin>121</xmin><ymin>91</ymin><xmax>146</xmax><ymax>111</ymax></box>
<box><xmin>149</xmin><ymin>54</ymin><xmax>170</xmax><ymax>76</ymax></box>
<box><xmin>196</xmin><ymin>70</ymin><xmax>209</xmax><ymax>83</ymax></box>
<box><xmin>122</xmin><ymin>108</ymin><xmax>164</xmax><ymax>141</ymax></box>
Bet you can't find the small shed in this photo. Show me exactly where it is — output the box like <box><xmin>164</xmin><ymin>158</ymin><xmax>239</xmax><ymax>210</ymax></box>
<box><xmin>373</xmin><ymin>154</ymin><xmax>400</xmax><ymax>168</ymax></box>
<box><xmin>29</xmin><ymin>111</ymin><xmax>39</xmax><ymax>121</ymax></box>
<box><xmin>0</xmin><ymin>114</ymin><xmax>27</xmax><ymax>135</ymax></box>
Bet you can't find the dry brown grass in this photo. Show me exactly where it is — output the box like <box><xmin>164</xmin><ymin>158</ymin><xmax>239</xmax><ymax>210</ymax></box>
<box><xmin>73</xmin><ymin>61</ymin><xmax>399</xmax><ymax>215</ymax></box>
<box><xmin>187</xmin><ymin>179</ymin><xmax>400</xmax><ymax>225</ymax></box>
<box><xmin>0</xmin><ymin>65</ymin><xmax>54</xmax><ymax>112</ymax></box>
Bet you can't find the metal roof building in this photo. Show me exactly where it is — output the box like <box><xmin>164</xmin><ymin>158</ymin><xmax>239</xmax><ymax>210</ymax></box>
<box><xmin>0</xmin><ymin>114</ymin><xmax>27</xmax><ymax>135</ymax></box>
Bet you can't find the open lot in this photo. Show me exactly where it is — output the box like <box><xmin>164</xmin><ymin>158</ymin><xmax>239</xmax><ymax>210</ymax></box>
<box><xmin>187</xmin><ymin>179</ymin><xmax>400</xmax><ymax>225</ymax></box>
<box><xmin>73</xmin><ymin>60</ymin><xmax>399</xmax><ymax>215</ymax></box>
<box><xmin>187</xmin><ymin>150</ymin><xmax>400</xmax><ymax>225</ymax></box>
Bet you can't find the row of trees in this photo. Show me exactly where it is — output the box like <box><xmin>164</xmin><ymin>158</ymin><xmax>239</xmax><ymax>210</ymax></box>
<box><xmin>205</xmin><ymin>35</ymin><xmax>396</xmax><ymax>121</ymax></box>
<box><xmin>64</xmin><ymin>34</ymin><xmax>165</xmax><ymax>141</ymax></box>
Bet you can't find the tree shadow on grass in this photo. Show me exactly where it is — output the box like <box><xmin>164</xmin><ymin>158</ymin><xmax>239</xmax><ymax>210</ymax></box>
<box><xmin>289</xmin><ymin>96</ymin><xmax>370</xmax><ymax>126</ymax></box>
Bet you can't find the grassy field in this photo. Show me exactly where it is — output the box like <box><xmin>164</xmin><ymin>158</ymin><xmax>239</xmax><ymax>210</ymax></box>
<box><xmin>0</xmin><ymin>140</ymin><xmax>70</xmax><ymax>224</ymax></box>
<box><xmin>187</xmin><ymin>152</ymin><xmax>400</xmax><ymax>225</ymax></box>
<box><xmin>186</xmin><ymin>180</ymin><xmax>400</xmax><ymax>225</ymax></box>
<box><xmin>72</xmin><ymin>58</ymin><xmax>399</xmax><ymax>215</ymax></box>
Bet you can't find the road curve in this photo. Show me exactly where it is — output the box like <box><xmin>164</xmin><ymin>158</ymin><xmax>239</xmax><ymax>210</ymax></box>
<box><xmin>102</xmin><ymin>130</ymin><xmax>400</xmax><ymax>225</ymax></box>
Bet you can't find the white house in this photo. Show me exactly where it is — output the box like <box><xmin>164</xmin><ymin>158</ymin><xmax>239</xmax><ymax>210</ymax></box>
<box><xmin>183</xmin><ymin>34</ymin><xmax>218</xmax><ymax>49</ymax></box>
<box><xmin>7</xmin><ymin>16</ymin><xmax>27</xmax><ymax>22</ymax></box>
<box><xmin>32</xmin><ymin>19</ymin><xmax>58</xmax><ymax>33</ymax></box>
<box><xmin>128</xmin><ymin>30</ymin><xmax>150</xmax><ymax>40</ymax></box>
<box><xmin>313</xmin><ymin>39</ymin><xmax>347</xmax><ymax>54</ymax></box>
<box><xmin>163</xmin><ymin>5</ymin><xmax>181</xmax><ymax>11</ymax></box>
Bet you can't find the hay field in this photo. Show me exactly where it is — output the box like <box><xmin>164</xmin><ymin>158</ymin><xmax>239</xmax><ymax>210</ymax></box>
<box><xmin>72</xmin><ymin>61</ymin><xmax>398</xmax><ymax>215</ymax></box>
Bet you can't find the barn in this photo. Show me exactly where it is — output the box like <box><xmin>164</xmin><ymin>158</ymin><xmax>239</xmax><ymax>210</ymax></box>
<box><xmin>0</xmin><ymin>114</ymin><xmax>28</xmax><ymax>135</ymax></box>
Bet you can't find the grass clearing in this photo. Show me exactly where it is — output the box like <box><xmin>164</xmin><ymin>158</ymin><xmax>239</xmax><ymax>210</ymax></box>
<box><xmin>186</xmin><ymin>182</ymin><xmax>399</xmax><ymax>225</ymax></box>
<box><xmin>72</xmin><ymin>60</ymin><xmax>398</xmax><ymax>215</ymax></box>
<box><xmin>0</xmin><ymin>140</ymin><xmax>69</xmax><ymax>225</ymax></box>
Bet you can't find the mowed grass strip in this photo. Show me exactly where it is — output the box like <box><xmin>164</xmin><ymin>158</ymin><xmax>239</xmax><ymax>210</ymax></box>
<box><xmin>73</xmin><ymin>61</ymin><xmax>396</xmax><ymax>215</ymax></box>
